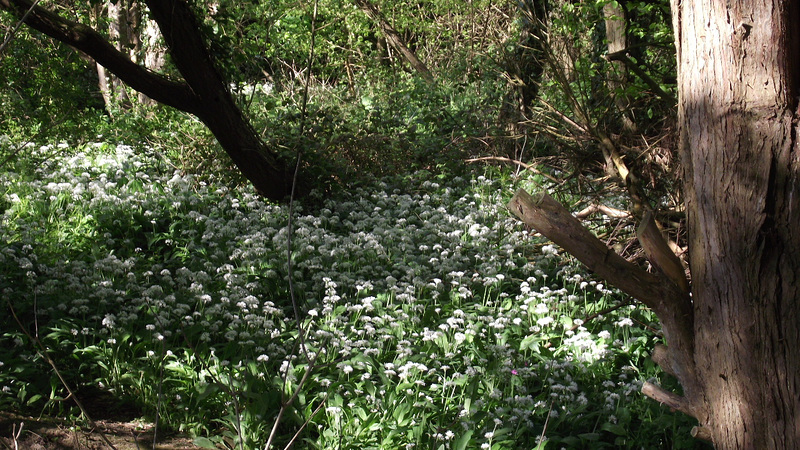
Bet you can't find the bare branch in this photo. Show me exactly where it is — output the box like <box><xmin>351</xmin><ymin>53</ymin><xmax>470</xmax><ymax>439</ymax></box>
<box><xmin>574</xmin><ymin>203</ymin><xmax>631</xmax><ymax>220</ymax></box>
<box><xmin>465</xmin><ymin>156</ymin><xmax>562</xmax><ymax>184</ymax></box>
<box><xmin>642</xmin><ymin>381</ymin><xmax>697</xmax><ymax>418</ymax></box>
<box><xmin>605</xmin><ymin>49</ymin><xmax>676</xmax><ymax>103</ymax></box>
<box><xmin>352</xmin><ymin>0</ymin><xmax>434</xmax><ymax>82</ymax></box>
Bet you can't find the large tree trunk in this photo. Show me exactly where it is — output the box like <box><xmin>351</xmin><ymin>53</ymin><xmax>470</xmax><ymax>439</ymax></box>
<box><xmin>672</xmin><ymin>0</ymin><xmax>800</xmax><ymax>446</ymax></box>
<box><xmin>0</xmin><ymin>0</ymin><xmax>292</xmax><ymax>200</ymax></box>
<box><xmin>508</xmin><ymin>1</ymin><xmax>800</xmax><ymax>447</ymax></box>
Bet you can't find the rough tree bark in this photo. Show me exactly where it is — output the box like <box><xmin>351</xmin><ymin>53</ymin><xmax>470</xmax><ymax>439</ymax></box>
<box><xmin>509</xmin><ymin>1</ymin><xmax>800</xmax><ymax>448</ymax></box>
<box><xmin>0</xmin><ymin>0</ymin><xmax>292</xmax><ymax>200</ymax></box>
<box><xmin>672</xmin><ymin>0</ymin><xmax>800</xmax><ymax>447</ymax></box>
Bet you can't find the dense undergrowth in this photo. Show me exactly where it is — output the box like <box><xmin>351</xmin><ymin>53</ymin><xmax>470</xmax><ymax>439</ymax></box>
<box><xmin>0</xmin><ymin>142</ymin><xmax>703</xmax><ymax>449</ymax></box>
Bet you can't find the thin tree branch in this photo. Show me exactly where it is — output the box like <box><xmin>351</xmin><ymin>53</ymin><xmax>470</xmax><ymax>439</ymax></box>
<box><xmin>0</xmin><ymin>0</ymin><xmax>39</xmax><ymax>56</ymax></box>
<box><xmin>283</xmin><ymin>393</ymin><xmax>329</xmax><ymax>450</ymax></box>
<box><xmin>353</xmin><ymin>0</ymin><xmax>434</xmax><ymax>82</ymax></box>
<box><xmin>6</xmin><ymin>298</ymin><xmax>119</xmax><ymax>450</ymax></box>
<box><xmin>465</xmin><ymin>156</ymin><xmax>562</xmax><ymax>184</ymax></box>
<box><xmin>605</xmin><ymin>49</ymin><xmax>676</xmax><ymax>103</ymax></box>
<box><xmin>574</xmin><ymin>203</ymin><xmax>631</xmax><ymax>220</ymax></box>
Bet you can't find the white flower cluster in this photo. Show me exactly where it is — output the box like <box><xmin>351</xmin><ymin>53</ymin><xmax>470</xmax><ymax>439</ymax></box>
<box><xmin>0</xmin><ymin>142</ymin><xmax>655</xmax><ymax>447</ymax></box>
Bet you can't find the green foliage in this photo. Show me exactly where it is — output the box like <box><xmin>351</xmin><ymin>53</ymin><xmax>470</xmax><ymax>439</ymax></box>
<box><xmin>0</xmin><ymin>143</ymin><xmax>707</xmax><ymax>448</ymax></box>
<box><xmin>536</xmin><ymin>0</ymin><xmax>675</xmax><ymax>135</ymax></box>
<box><xmin>244</xmin><ymin>73</ymin><xmax>506</xmax><ymax>190</ymax></box>
<box><xmin>0</xmin><ymin>16</ymin><xmax>106</xmax><ymax>148</ymax></box>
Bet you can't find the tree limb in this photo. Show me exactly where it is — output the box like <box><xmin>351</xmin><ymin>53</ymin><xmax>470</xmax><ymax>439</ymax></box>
<box><xmin>507</xmin><ymin>189</ymin><xmax>700</xmax><ymax>404</ymax></box>
<box><xmin>605</xmin><ymin>49</ymin><xmax>676</xmax><ymax>103</ymax></box>
<box><xmin>0</xmin><ymin>0</ymin><xmax>38</xmax><ymax>56</ymax></box>
<box><xmin>353</xmin><ymin>0</ymin><xmax>434</xmax><ymax>82</ymax></box>
<box><xmin>642</xmin><ymin>381</ymin><xmax>696</xmax><ymax>418</ymax></box>
<box><xmin>637</xmin><ymin>210</ymin><xmax>689</xmax><ymax>293</ymax></box>
<box><xmin>0</xmin><ymin>0</ymin><xmax>201</xmax><ymax>114</ymax></box>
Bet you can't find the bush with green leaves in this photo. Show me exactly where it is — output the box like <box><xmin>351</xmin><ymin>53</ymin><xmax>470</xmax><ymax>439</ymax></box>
<box><xmin>0</xmin><ymin>14</ymin><xmax>107</xmax><ymax>148</ymax></box>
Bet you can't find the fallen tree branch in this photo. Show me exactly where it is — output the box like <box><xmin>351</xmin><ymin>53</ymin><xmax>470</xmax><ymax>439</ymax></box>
<box><xmin>642</xmin><ymin>381</ymin><xmax>696</xmax><ymax>418</ymax></box>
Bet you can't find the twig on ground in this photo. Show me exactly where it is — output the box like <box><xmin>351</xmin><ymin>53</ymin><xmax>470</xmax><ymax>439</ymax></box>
<box><xmin>5</xmin><ymin>299</ymin><xmax>118</xmax><ymax>450</ymax></box>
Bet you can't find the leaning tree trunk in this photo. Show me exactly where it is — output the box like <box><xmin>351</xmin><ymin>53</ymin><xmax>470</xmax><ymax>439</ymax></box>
<box><xmin>508</xmin><ymin>1</ymin><xmax>800</xmax><ymax>448</ymax></box>
<box><xmin>672</xmin><ymin>0</ymin><xmax>800</xmax><ymax>447</ymax></box>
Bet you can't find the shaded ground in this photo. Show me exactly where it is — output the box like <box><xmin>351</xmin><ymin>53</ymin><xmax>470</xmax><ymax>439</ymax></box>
<box><xmin>0</xmin><ymin>413</ymin><xmax>203</xmax><ymax>450</ymax></box>
<box><xmin>0</xmin><ymin>388</ymin><xmax>206</xmax><ymax>450</ymax></box>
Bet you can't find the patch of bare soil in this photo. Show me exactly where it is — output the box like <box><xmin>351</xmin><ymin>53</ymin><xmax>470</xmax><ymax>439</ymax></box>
<box><xmin>0</xmin><ymin>387</ymin><xmax>208</xmax><ymax>450</ymax></box>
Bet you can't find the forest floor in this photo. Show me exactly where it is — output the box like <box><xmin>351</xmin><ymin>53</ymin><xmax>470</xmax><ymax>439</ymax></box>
<box><xmin>0</xmin><ymin>414</ymin><xmax>202</xmax><ymax>450</ymax></box>
<box><xmin>0</xmin><ymin>389</ymin><xmax>203</xmax><ymax>450</ymax></box>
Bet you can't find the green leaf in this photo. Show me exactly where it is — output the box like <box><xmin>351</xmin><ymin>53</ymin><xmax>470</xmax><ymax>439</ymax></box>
<box><xmin>196</xmin><ymin>382</ymin><xmax>221</xmax><ymax>401</ymax></box>
<box><xmin>520</xmin><ymin>334</ymin><xmax>540</xmax><ymax>352</ymax></box>
<box><xmin>26</xmin><ymin>394</ymin><xmax>42</xmax><ymax>405</ymax></box>
<box><xmin>601</xmin><ymin>422</ymin><xmax>628</xmax><ymax>436</ymax></box>
<box><xmin>193</xmin><ymin>437</ymin><xmax>217</xmax><ymax>449</ymax></box>
<box><xmin>532</xmin><ymin>438</ymin><xmax>548</xmax><ymax>450</ymax></box>
<box><xmin>578</xmin><ymin>432</ymin><xmax>600</xmax><ymax>441</ymax></box>
<box><xmin>393</xmin><ymin>403</ymin><xmax>410</xmax><ymax>426</ymax></box>
<box><xmin>453</xmin><ymin>430</ymin><xmax>473</xmax><ymax>450</ymax></box>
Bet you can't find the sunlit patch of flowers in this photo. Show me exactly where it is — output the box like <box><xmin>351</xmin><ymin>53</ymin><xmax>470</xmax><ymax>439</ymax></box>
<box><xmin>0</xmin><ymin>142</ymin><xmax>693</xmax><ymax>448</ymax></box>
